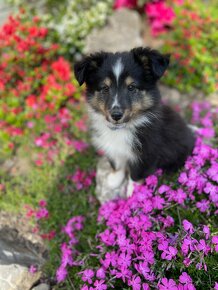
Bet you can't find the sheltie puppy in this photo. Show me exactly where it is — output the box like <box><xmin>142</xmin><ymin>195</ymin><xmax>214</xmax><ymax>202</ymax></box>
<box><xmin>74</xmin><ymin>47</ymin><xmax>195</xmax><ymax>197</ymax></box>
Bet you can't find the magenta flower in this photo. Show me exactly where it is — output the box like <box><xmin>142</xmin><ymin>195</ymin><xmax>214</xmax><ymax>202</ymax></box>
<box><xmin>161</xmin><ymin>246</ymin><xmax>178</xmax><ymax>261</ymax></box>
<box><xmin>214</xmin><ymin>282</ymin><xmax>218</xmax><ymax>290</ymax></box>
<box><xmin>182</xmin><ymin>220</ymin><xmax>194</xmax><ymax>234</ymax></box>
<box><xmin>142</xmin><ymin>283</ymin><xmax>150</xmax><ymax>290</ymax></box>
<box><xmin>93</xmin><ymin>280</ymin><xmax>107</xmax><ymax>290</ymax></box>
<box><xmin>29</xmin><ymin>265</ymin><xmax>37</xmax><ymax>274</ymax></box>
<box><xmin>203</xmin><ymin>225</ymin><xmax>210</xmax><ymax>239</ymax></box>
<box><xmin>35</xmin><ymin>207</ymin><xmax>49</xmax><ymax>219</ymax></box>
<box><xmin>114</xmin><ymin>0</ymin><xmax>137</xmax><ymax>10</ymax></box>
<box><xmin>196</xmin><ymin>200</ymin><xmax>210</xmax><ymax>212</ymax></box>
<box><xmin>128</xmin><ymin>275</ymin><xmax>141</xmax><ymax>290</ymax></box>
<box><xmin>81</xmin><ymin>269</ymin><xmax>95</xmax><ymax>284</ymax></box>
<box><xmin>56</xmin><ymin>266</ymin><xmax>68</xmax><ymax>282</ymax></box>
<box><xmin>197</xmin><ymin>239</ymin><xmax>210</xmax><ymax>254</ymax></box>
<box><xmin>96</xmin><ymin>268</ymin><xmax>106</xmax><ymax>279</ymax></box>
<box><xmin>179</xmin><ymin>272</ymin><xmax>193</xmax><ymax>284</ymax></box>
<box><xmin>158</xmin><ymin>278</ymin><xmax>178</xmax><ymax>290</ymax></box>
<box><xmin>38</xmin><ymin>199</ymin><xmax>47</xmax><ymax>207</ymax></box>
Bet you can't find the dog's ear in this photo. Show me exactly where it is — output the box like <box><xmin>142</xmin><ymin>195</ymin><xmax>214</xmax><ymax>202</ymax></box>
<box><xmin>74</xmin><ymin>52</ymin><xmax>107</xmax><ymax>86</ymax></box>
<box><xmin>131</xmin><ymin>47</ymin><xmax>170</xmax><ymax>80</ymax></box>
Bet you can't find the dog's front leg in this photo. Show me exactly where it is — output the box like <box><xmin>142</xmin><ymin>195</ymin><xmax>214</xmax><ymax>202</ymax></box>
<box><xmin>106</xmin><ymin>158</ymin><xmax>126</xmax><ymax>188</ymax></box>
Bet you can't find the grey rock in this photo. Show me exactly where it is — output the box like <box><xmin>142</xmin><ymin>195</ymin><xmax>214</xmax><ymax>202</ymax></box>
<box><xmin>0</xmin><ymin>3</ymin><xmax>14</xmax><ymax>27</ymax></box>
<box><xmin>84</xmin><ymin>8</ymin><xmax>143</xmax><ymax>54</ymax></box>
<box><xmin>0</xmin><ymin>264</ymin><xmax>41</xmax><ymax>290</ymax></box>
<box><xmin>95</xmin><ymin>157</ymin><xmax>128</xmax><ymax>204</ymax></box>
<box><xmin>0</xmin><ymin>212</ymin><xmax>47</xmax><ymax>290</ymax></box>
<box><xmin>32</xmin><ymin>283</ymin><xmax>49</xmax><ymax>290</ymax></box>
<box><xmin>0</xmin><ymin>231</ymin><xmax>45</xmax><ymax>267</ymax></box>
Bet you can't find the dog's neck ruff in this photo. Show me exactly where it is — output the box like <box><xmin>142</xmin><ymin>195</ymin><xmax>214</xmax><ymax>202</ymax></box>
<box><xmin>87</xmin><ymin>106</ymin><xmax>151</xmax><ymax>169</ymax></box>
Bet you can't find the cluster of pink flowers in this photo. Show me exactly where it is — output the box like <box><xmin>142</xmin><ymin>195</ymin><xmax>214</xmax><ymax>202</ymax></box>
<box><xmin>56</xmin><ymin>216</ymin><xmax>84</xmax><ymax>282</ymax></box>
<box><xmin>74</xmin><ymin>101</ymin><xmax>217</xmax><ymax>289</ymax></box>
<box><xmin>145</xmin><ymin>1</ymin><xmax>175</xmax><ymax>36</ymax></box>
<box><xmin>33</xmin><ymin>106</ymin><xmax>89</xmax><ymax>166</ymax></box>
<box><xmin>24</xmin><ymin>200</ymin><xmax>56</xmax><ymax>241</ymax></box>
<box><xmin>114</xmin><ymin>0</ymin><xmax>177</xmax><ymax>36</ymax></box>
<box><xmin>69</xmin><ymin>169</ymin><xmax>96</xmax><ymax>190</ymax></box>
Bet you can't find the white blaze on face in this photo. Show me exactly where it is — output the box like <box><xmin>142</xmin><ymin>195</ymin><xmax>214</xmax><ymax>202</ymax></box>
<box><xmin>113</xmin><ymin>58</ymin><xmax>124</xmax><ymax>83</ymax></box>
<box><xmin>112</xmin><ymin>94</ymin><xmax>119</xmax><ymax>109</ymax></box>
<box><xmin>112</xmin><ymin>58</ymin><xmax>124</xmax><ymax>108</ymax></box>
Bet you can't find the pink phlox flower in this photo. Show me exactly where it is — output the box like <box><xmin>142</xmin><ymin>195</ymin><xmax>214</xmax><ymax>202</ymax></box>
<box><xmin>146</xmin><ymin>175</ymin><xmax>158</xmax><ymax>188</ymax></box>
<box><xmin>81</xmin><ymin>285</ymin><xmax>89</xmax><ymax>290</ymax></box>
<box><xmin>212</xmin><ymin>236</ymin><xmax>218</xmax><ymax>244</ymax></box>
<box><xmin>117</xmin><ymin>252</ymin><xmax>132</xmax><ymax>268</ymax></box>
<box><xmin>81</xmin><ymin>269</ymin><xmax>95</xmax><ymax>284</ymax></box>
<box><xmin>207</xmin><ymin>163</ymin><xmax>218</xmax><ymax>182</ymax></box>
<box><xmin>204</xmin><ymin>182</ymin><xmax>218</xmax><ymax>195</ymax></box>
<box><xmin>141</xmin><ymin>250</ymin><xmax>155</xmax><ymax>265</ymax></box>
<box><xmin>60</xmin><ymin>243</ymin><xmax>73</xmax><ymax>267</ymax></box>
<box><xmin>96</xmin><ymin>268</ymin><xmax>106</xmax><ymax>279</ymax></box>
<box><xmin>158</xmin><ymin>184</ymin><xmax>171</xmax><ymax>194</ymax></box>
<box><xmin>162</xmin><ymin>216</ymin><xmax>174</xmax><ymax>228</ymax></box>
<box><xmin>99</xmin><ymin>229</ymin><xmax>115</xmax><ymax>246</ymax></box>
<box><xmin>161</xmin><ymin>246</ymin><xmax>178</xmax><ymax>261</ymax></box>
<box><xmin>93</xmin><ymin>279</ymin><xmax>107</xmax><ymax>290</ymax></box>
<box><xmin>214</xmin><ymin>282</ymin><xmax>218</xmax><ymax>290</ymax></box>
<box><xmin>158</xmin><ymin>240</ymin><xmax>169</xmax><ymax>251</ymax></box>
<box><xmin>143</xmin><ymin>283</ymin><xmax>150</xmax><ymax>290</ymax></box>
<box><xmin>174</xmin><ymin>189</ymin><xmax>187</xmax><ymax>204</ymax></box>
<box><xmin>128</xmin><ymin>275</ymin><xmax>141</xmax><ymax>290</ymax></box>
<box><xmin>141</xmin><ymin>199</ymin><xmax>153</xmax><ymax>213</ymax></box>
<box><xmin>181</xmin><ymin>237</ymin><xmax>193</xmax><ymax>256</ymax></box>
<box><xmin>128</xmin><ymin>216</ymin><xmax>141</xmax><ymax>230</ymax></box>
<box><xmin>100</xmin><ymin>251</ymin><xmax>117</xmax><ymax>269</ymax></box>
<box><xmin>212</xmin><ymin>236</ymin><xmax>218</xmax><ymax>252</ymax></box>
<box><xmin>179</xmin><ymin>272</ymin><xmax>193</xmax><ymax>285</ymax></box>
<box><xmin>29</xmin><ymin>265</ymin><xmax>37</xmax><ymax>274</ymax></box>
<box><xmin>135</xmin><ymin>261</ymin><xmax>150</xmax><ymax>278</ymax></box>
<box><xmin>196</xmin><ymin>239</ymin><xmax>210</xmax><ymax>254</ymax></box>
<box><xmin>182</xmin><ymin>220</ymin><xmax>194</xmax><ymax>234</ymax></box>
<box><xmin>203</xmin><ymin>225</ymin><xmax>210</xmax><ymax>239</ymax></box>
<box><xmin>183</xmin><ymin>257</ymin><xmax>192</xmax><ymax>267</ymax></box>
<box><xmin>114</xmin><ymin>266</ymin><xmax>132</xmax><ymax>283</ymax></box>
<box><xmin>198</xmin><ymin>127</ymin><xmax>215</xmax><ymax>139</ymax></box>
<box><xmin>152</xmin><ymin>195</ymin><xmax>165</xmax><ymax>209</ymax></box>
<box><xmin>158</xmin><ymin>277</ymin><xmax>178</xmax><ymax>290</ymax></box>
<box><xmin>38</xmin><ymin>199</ymin><xmax>47</xmax><ymax>207</ymax></box>
<box><xmin>196</xmin><ymin>199</ymin><xmax>210</xmax><ymax>212</ymax></box>
<box><xmin>75</xmin><ymin>119</ymin><xmax>87</xmax><ymax>132</ymax></box>
<box><xmin>140</xmin><ymin>215</ymin><xmax>152</xmax><ymax>230</ymax></box>
<box><xmin>56</xmin><ymin>265</ymin><xmax>68</xmax><ymax>282</ymax></box>
<box><xmin>35</xmin><ymin>207</ymin><xmax>49</xmax><ymax>219</ymax></box>
<box><xmin>119</xmin><ymin>238</ymin><xmax>136</xmax><ymax>254</ymax></box>
<box><xmin>72</xmin><ymin>140</ymin><xmax>88</xmax><ymax>152</ymax></box>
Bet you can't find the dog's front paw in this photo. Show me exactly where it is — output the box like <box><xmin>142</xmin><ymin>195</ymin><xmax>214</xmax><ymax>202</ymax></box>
<box><xmin>106</xmin><ymin>170</ymin><xmax>125</xmax><ymax>189</ymax></box>
<box><xmin>126</xmin><ymin>179</ymin><xmax>135</xmax><ymax>197</ymax></box>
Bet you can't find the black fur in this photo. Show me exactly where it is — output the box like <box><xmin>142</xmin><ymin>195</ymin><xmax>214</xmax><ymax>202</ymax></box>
<box><xmin>74</xmin><ymin>47</ymin><xmax>195</xmax><ymax>181</ymax></box>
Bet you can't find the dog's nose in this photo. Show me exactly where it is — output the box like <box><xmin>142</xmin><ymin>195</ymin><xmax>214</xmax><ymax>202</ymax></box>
<box><xmin>111</xmin><ymin>110</ymin><xmax>123</xmax><ymax>121</ymax></box>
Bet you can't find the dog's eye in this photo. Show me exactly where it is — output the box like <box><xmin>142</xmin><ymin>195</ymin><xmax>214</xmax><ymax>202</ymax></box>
<box><xmin>128</xmin><ymin>84</ymin><xmax>136</xmax><ymax>91</ymax></box>
<box><xmin>101</xmin><ymin>85</ymin><xmax>109</xmax><ymax>93</ymax></box>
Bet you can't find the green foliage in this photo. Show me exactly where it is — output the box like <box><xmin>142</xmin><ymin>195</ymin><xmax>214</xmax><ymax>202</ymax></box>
<box><xmin>162</xmin><ymin>0</ymin><xmax>218</xmax><ymax>94</ymax></box>
<box><xmin>6</xmin><ymin>0</ymin><xmax>113</xmax><ymax>56</ymax></box>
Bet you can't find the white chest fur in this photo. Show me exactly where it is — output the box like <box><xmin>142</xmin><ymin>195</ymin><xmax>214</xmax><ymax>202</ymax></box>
<box><xmin>88</xmin><ymin>108</ymin><xmax>137</xmax><ymax>169</ymax></box>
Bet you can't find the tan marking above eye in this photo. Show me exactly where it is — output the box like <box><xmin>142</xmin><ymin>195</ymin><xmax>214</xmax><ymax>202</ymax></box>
<box><xmin>103</xmin><ymin>77</ymin><xmax>112</xmax><ymax>87</ymax></box>
<box><xmin>125</xmin><ymin>76</ymin><xmax>134</xmax><ymax>86</ymax></box>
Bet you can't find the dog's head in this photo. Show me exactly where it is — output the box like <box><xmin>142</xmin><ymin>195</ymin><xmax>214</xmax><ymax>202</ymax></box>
<box><xmin>74</xmin><ymin>47</ymin><xmax>170</xmax><ymax>129</ymax></box>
